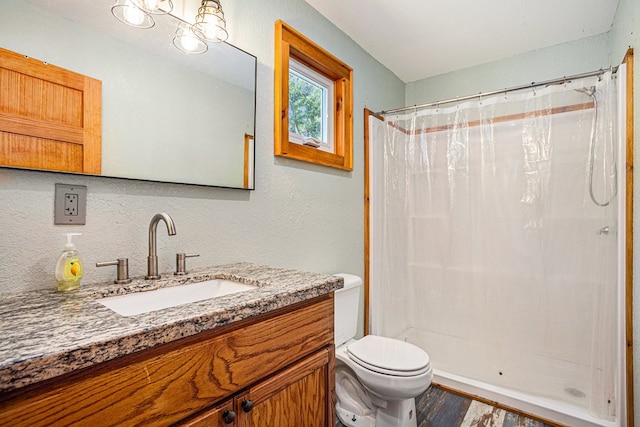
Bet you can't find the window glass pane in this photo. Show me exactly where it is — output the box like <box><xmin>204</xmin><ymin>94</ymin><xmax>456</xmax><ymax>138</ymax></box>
<box><xmin>288</xmin><ymin>70</ymin><xmax>324</xmax><ymax>140</ymax></box>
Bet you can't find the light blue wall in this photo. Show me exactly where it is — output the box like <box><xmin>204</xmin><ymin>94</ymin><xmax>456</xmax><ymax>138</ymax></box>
<box><xmin>0</xmin><ymin>0</ymin><xmax>404</xmax><ymax>320</ymax></box>
<box><xmin>405</xmin><ymin>33</ymin><xmax>611</xmax><ymax>106</ymax></box>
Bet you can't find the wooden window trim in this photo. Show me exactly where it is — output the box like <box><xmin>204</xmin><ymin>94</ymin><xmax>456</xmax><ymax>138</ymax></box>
<box><xmin>274</xmin><ymin>20</ymin><xmax>353</xmax><ymax>171</ymax></box>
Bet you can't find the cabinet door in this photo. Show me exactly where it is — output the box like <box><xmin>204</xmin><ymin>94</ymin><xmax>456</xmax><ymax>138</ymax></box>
<box><xmin>177</xmin><ymin>401</ymin><xmax>236</xmax><ymax>427</ymax></box>
<box><xmin>237</xmin><ymin>348</ymin><xmax>333</xmax><ymax>427</ymax></box>
<box><xmin>0</xmin><ymin>47</ymin><xmax>102</xmax><ymax>174</ymax></box>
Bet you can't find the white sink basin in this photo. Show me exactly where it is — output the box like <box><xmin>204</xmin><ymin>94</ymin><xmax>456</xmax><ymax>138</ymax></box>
<box><xmin>97</xmin><ymin>279</ymin><xmax>257</xmax><ymax>317</ymax></box>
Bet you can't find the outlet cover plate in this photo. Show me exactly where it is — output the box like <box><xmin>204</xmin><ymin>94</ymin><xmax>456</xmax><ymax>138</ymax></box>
<box><xmin>54</xmin><ymin>184</ymin><xmax>87</xmax><ymax>225</ymax></box>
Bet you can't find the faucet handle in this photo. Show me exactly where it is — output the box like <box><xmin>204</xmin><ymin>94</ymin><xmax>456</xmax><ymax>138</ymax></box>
<box><xmin>175</xmin><ymin>253</ymin><xmax>199</xmax><ymax>275</ymax></box>
<box><xmin>96</xmin><ymin>258</ymin><xmax>132</xmax><ymax>284</ymax></box>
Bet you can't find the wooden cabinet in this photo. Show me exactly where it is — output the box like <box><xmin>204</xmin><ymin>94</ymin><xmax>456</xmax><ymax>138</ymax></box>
<box><xmin>180</xmin><ymin>348</ymin><xmax>331</xmax><ymax>427</ymax></box>
<box><xmin>0</xmin><ymin>295</ymin><xmax>335</xmax><ymax>427</ymax></box>
<box><xmin>237</xmin><ymin>348</ymin><xmax>330</xmax><ymax>427</ymax></box>
<box><xmin>0</xmin><ymin>46</ymin><xmax>102</xmax><ymax>174</ymax></box>
<box><xmin>178</xmin><ymin>400</ymin><xmax>235</xmax><ymax>427</ymax></box>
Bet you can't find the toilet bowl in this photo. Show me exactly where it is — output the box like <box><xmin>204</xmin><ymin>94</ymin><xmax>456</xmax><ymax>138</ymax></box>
<box><xmin>334</xmin><ymin>274</ymin><xmax>432</xmax><ymax>427</ymax></box>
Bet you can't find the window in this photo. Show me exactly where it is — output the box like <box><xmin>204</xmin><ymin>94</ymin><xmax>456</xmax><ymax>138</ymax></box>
<box><xmin>275</xmin><ymin>20</ymin><xmax>353</xmax><ymax>170</ymax></box>
<box><xmin>288</xmin><ymin>58</ymin><xmax>334</xmax><ymax>153</ymax></box>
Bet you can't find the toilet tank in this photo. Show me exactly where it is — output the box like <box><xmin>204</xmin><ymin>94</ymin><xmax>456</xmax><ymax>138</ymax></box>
<box><xmin>333</xmin><ymin>274</ymin><xmax>362</xmax><ymax>347</ymax></box>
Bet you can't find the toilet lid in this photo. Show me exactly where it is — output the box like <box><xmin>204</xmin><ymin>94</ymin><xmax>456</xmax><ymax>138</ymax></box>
<box><xmin>346</xmin><ymin>335</ymin><xmax>431</xmax><ymax>377</ymax></box>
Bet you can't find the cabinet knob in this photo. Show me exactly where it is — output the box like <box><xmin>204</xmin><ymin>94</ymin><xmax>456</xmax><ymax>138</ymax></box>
<box><xmin>241</xmin><ymin>399</ymin><xmax>254</xmax><ymax>413</ymax></box>
<box><xmin>222</xmin><ymin>410</ymin><xmax>236</xmax><ymax>424</ymax></box>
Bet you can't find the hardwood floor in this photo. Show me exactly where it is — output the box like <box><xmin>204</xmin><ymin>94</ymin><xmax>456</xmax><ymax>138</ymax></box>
<box><xmin>336</xmin><ymin>385</ymin><xmax>554</xmax><ymax>427</ymax></box>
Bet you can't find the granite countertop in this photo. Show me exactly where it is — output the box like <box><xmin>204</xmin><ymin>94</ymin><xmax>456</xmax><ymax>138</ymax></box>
<box><xmin>0</xmin><ymin>262</ymin><xmax>343</xmax><ymax>393</ymax></box>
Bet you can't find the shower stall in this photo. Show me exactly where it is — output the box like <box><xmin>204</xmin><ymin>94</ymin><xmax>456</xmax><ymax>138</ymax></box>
<box><xmin>368</xmin><ymin>67</ymin><xmax>627</xmax><ymax>426</ymax></box>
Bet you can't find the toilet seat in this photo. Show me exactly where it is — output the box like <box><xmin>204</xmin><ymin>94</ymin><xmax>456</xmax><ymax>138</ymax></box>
<box><xmin>347</xmin><ymin>335</ymin><xmax>431</xmax><ymax>377</ymax></box>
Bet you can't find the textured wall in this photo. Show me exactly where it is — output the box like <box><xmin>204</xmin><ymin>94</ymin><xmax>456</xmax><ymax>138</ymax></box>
<box><xmin>0</xmin><ymin>0</ymin><xmax>404</xmax><ymax>319</ymax></box>
<box><xmin>405</xmin><ymin>33</ymin><xmax>611</xmax><ymax>106</ymax></box>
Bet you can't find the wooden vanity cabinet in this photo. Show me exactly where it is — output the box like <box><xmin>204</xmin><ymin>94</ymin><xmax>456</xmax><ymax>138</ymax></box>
<box><xmin>237</xmin><ymin>348</ymin><xmax>330</xmax><ymax>427</ymax></box>
<box><xmin>180</xmin><ymin>348</ymin><xmax>331</xmax><ymax>427</ymax></box>
<box><xmin>0</xmin><ymin>294</ymin><xmax>335</xmax><ymax>427</ymax></box>
<box><xmin>179</xmin><ymin>400</ymin><xmax>235</xmax><ymax>427</ymax></box>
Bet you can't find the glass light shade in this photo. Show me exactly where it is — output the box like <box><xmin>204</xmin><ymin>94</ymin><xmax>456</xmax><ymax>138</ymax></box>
<box><xmin>172</xmin><ymin>24</ymin><xmax>208</xmax><ymax>54</ymax></box>
<box><xmin>192</xmin><ymin>0</ymin><xmax>228</xmax><ymax>43</ymax></box>
<box><xmin>111</xmin><ymin>0</ymin><xmax>155</xmax><ymax>29</ymax></box>
<box><xmin>130</xmin><ymin>0</ymin><xmax>174</xmax><ymax>15</ymax></box>
<box><xmin>112</xmin><ymin>0</ymin><xmax>230</xmax><ymax>53</ymax></box>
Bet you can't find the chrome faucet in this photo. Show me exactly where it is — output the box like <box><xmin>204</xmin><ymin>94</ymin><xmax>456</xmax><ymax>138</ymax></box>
<box><xmin>146</xmin><ymin>212</ymin><xmax>176</xmax><ymax>280</ymax></box>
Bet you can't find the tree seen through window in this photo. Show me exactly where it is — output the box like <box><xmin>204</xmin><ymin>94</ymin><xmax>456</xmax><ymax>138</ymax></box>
<box><xmin>288</xmin><ymin>71</ymin><xmax>323</xmax><ymax>140</ymax></box>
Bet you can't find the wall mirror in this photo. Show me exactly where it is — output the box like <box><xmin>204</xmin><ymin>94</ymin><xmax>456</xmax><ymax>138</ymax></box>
<box><xmin>0</xmin><ymin>0</ymin><xmax>257</xmax><ymax>189</ymax></box>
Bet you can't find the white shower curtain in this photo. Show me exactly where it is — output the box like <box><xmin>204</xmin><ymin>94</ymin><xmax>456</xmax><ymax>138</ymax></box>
<box><xmin>369</xmin><ymin>71</ymin><xmax>620</xmax><ymax>420</ymax></box>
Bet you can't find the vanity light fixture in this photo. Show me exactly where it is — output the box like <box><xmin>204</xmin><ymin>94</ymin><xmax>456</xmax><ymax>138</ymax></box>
<box><xmin>171</xmin><ymin>0</ymin><xmax>228</xmax><ymax>54</ymax></box>
<box><xmin>112</xmin><ymin>0</ymin><xmax>228</xmax><ymax>54</ymax></box>
<box><xmin>172</xmin><ymin>22</ymin><xmax>208</xmax><ymax>54</ymax></box>
<box><xmin>111</xmin><ymin>0</ymin><xmax>156</xmax><ymax>29</ymax></box>
<box><xmin>130</xmin><ymin>0</ymin><xmax>174</xmax><ymax>15</ymax></box>
<box><xmin>192</xmin><ymin>0</ymin><xmax>229</xmax><ymax>43</ymax></box>
<box><xmin>111</xmin><ymin>0</ymin><xmax>173</xmax><ymax>29</ymax></box>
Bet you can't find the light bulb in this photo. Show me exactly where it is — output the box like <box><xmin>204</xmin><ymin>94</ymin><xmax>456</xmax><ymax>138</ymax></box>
<box><xmin>180</xmin><ymin>29</ymin><xmax>199</xmax><ymax>52</ymax></box>
<box><xmin>142</xmin><ymin>0</ymin><xmax>160</xmax><ymax>10</ymax></box>
<box><xmin>193</xmin><ymin>1</ymin><xmax>227</xmax><ymax>43</ymax></box>
<box><xmin>173</xmin><ymin>25</ymin><xmax>207</xmax><ymax>54</ymax></box>
<box><xmin>205</xmin><ymin>18</ymin><xmax>220</xmax><ymax>40</ymax></box>
<box><xmin>123</xmin><ymin>0</ymin><xmax>145</xmax><ymax>25</ymax></box>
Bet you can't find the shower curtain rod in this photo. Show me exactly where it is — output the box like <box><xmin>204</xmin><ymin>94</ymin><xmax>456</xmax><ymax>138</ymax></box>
<box><xmin>375</xmin><ymin>66</ymin><xmax>618</xmax><ymax>116</ymax></box>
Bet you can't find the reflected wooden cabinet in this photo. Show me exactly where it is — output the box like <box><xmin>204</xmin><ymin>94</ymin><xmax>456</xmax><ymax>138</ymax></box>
<box><xmin>0</xmin><ymin>295</ymin><xmax>335</xmax><ymax>427</ymax></box>
<box><xmin>0</xmin><ymin>47</ymin><xmax>102</xmax><ymax>174</ymax></box>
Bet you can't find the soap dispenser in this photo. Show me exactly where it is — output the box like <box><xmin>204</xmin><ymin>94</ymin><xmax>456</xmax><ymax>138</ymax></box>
<box><xmin>55</xmin><ymin>233</ymin><xmax>83</xmax><ymax>291</ymax></box>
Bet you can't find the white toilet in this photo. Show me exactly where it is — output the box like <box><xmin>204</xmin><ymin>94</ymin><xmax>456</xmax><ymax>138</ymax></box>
<box><xmin>334</xmin><ymin>274</ymin><xmax>433</xmax><ymax>427</ymax></box>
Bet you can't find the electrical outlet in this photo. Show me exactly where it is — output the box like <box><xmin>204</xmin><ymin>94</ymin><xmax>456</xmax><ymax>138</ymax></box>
<box><xmin>64</xmin><ymin>193</ymin><xmax>78</xmax><ymax>216</ymax></box>
<box><xmin>55</xmin><ymin>184</ymin><xmax>87</xmax><ymax>225</ymax></box>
